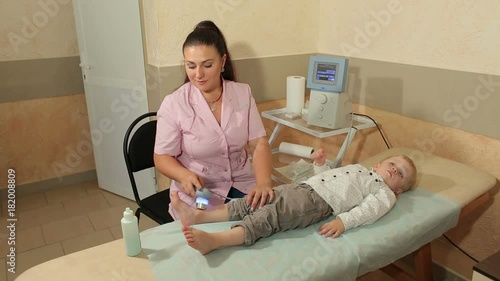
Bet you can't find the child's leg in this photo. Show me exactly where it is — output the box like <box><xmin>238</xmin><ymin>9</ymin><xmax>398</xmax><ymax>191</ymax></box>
<box><xmin>180</xmin><ymin>184</ymin><xmax>295</xmax><ymax>254</ymax></box>
<box><xmin>235</xmin><ymin>184</ymin><xmax>333</xmax><ymax>245</ymax></box>
<box><xmin>181</xmin><ymin>186</ymin><xmax>286</xmax><ymax>255</ymax></box>
<box><xmin>172</xmin><ymin>191</ymin><xmax>230</xmax><ymax>225</ymax></box>
<box><xmin>182</xmin><ymin>225</ymin><xmax>245</xmax><ymax>255</ymax></box>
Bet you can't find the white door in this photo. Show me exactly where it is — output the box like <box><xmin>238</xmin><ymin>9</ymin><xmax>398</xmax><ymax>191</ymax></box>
<box><xmin>72</xmin><ymin>0</ymin><xmax>156</xmax><ymax>200</ymax></box>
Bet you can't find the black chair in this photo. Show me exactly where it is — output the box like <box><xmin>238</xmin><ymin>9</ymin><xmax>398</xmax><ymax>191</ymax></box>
<box><xmin>123</xmin><ymin>112</ymin><xmax>173</xmax><ymax>224</ymax></box>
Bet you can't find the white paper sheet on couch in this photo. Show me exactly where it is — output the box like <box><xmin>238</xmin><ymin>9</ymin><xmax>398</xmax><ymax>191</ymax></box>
<box><xmin>140</xmin><ymin>189</ymin><xmax>460</xmax><ymax>281</ymax></box>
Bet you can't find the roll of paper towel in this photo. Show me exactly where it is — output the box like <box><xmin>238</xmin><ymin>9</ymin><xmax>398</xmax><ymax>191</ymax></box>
<box><xmin>286</xmin><ymin>76</ymin><xmax>305</xmax><ymax>114</ymax></box>
<box><xmin>279</xmin><ymin>142</ymin><xmax>314</xmax><ymax>158</ymax></box>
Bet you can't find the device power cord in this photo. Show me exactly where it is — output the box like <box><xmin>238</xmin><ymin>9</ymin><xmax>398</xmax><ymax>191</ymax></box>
<box><xmin>442</xmin><ymin>234</ymin><xmax>479</xmax><ymax>263</ymax></box>
<box><xmin>341</xmin><ymin>112</ymin><xmax>356</xmax><ymax>156</ymax></box>
<box><xmin>352</xmin><ymin>113</ymin><xmax>391</xmax><ymax>149</ymax></box>
<box><xmin>211</xmin><ymin>190</ymin><xmax>233</xmax><ymax>201</ymax></box>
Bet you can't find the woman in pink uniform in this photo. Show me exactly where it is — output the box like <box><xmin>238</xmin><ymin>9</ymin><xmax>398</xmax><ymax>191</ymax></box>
<box><xmin>154</xmin><ymin>20</ymin><xmax>274</xmax><ymax>219</ymax></box>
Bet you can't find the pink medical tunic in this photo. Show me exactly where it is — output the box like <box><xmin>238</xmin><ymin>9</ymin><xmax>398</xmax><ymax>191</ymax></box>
<box><xmin>154</xmin><ymin>80</ymin><xmax>267</xmax><ymax>219</ymax></box>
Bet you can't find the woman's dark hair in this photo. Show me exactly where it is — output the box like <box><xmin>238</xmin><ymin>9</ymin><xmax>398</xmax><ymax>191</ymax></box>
<box><xmin>182</xmin><ymin>20</ymin><xmax>236</xmax><ymax>82</ymax></box>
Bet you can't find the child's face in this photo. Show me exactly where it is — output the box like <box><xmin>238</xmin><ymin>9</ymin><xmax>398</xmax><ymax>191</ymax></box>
<box><xmin>373</xmin><ymin>156</ymin><xmax>414</xmax><ymax>194</ymax></box>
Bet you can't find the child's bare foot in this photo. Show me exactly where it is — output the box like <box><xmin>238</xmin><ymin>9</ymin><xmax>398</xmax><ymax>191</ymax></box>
<box><xmin>171</xmin><ymin>191</ymin><xmax>199</xmax><ymax>226</ymax></box>
<box><xmin>182</xmin><ymin>225</ymin><xmax>218</xmax><ymax>255</ymax></box>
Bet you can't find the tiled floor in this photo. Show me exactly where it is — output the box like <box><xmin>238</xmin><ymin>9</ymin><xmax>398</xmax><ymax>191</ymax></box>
<box><xmin>0</xmin><ymin>180</ymin><xmax>394</xmax><ymax>281</ymax></box>
<box><xmin>0</xmin><ymin>180</ymin><xmax>158</xmax><ymax>281</ymax></box>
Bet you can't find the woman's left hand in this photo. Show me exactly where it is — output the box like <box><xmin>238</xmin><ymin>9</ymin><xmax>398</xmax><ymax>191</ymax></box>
<box><xmin>246</xmin><ymin>185</ymin><xmax>274</xmax><ymax>211</ymax></box>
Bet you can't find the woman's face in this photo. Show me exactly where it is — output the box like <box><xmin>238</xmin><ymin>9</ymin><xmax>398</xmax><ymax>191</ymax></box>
<box><xmin>183</xmin><ymin>45</ymin><xmax>226</xmax><ymax>94</ymax></box>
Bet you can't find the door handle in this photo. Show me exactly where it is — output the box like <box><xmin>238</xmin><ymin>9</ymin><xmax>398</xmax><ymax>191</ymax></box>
<box><xmin>79</xmin><ymin>63</ymin><xmax>91</xmax><ymax>70</ymax></box>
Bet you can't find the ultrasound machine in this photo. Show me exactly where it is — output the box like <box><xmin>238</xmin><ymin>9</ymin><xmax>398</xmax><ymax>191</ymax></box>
<box><xmin>306</xmin><ymin>55</ymin><xmax>352</xmax><ymax>129</ymax></box>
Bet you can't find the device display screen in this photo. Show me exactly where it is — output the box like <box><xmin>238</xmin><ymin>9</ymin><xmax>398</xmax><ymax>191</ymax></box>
<box><xmin>314</xmin><ymin>63</ymin><xmax>337</xmax><ymax>85</ymax></box>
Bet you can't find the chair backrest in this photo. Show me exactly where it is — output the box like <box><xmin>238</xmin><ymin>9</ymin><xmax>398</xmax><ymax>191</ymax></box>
<box><xmin>123</xmin><ymin>112</ymin><xmax>157</xmax><ymax>203</ymax></box>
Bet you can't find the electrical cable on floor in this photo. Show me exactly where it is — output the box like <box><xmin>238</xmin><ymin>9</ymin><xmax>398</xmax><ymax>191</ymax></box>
<box><xmin>353</xmin><ymin>113</ymin><xmax>391</xmax><ymax>149</ymax></box>
<box><xmin>442</xmin><ymin>234</ymin><xmax>479</xmax><ymax>263</ymax></box>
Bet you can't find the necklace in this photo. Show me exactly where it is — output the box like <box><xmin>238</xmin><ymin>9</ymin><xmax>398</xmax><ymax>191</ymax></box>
<box><xmin>206</xmin><ymin>88</ymin><xmax>223</xmax><ymax>112</ymax></box>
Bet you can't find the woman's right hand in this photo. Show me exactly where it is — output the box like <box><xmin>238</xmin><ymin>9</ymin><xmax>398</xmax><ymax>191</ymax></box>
<box><xmin>179</xmin><ymin>171</ymin><xmax>204</xmax><ymax>198</ymax></box>
<box><xmin>153</xmin><ymin>154</ymin><xmax>205</xmax><ymax>198</ymax></box>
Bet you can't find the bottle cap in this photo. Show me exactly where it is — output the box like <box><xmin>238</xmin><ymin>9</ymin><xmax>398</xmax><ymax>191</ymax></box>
<box><xmin>123</xmin><ymin>207</ymin><xmax>133</xmax><ymax>219</ymax></box>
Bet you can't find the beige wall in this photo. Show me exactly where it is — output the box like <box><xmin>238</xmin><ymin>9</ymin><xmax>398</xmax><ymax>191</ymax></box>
<box><xmin>0</xmin><ymin>0</ymin><xmax>91</xmax><ymax>188</ymax></box>
<box><xmin>318</xmin><ymin>0</ymin><xmax>500</xmax><ymax>75</ymax></box>
<box><xmin>0</xmin><ymin>0</ymin><xmax>79</xmax><ymax>61</ymax></box>
<box><xmin>146</xmin><ymin>0</ymin><xmax>319</xmax><ymax>67</ymax></box>
<box><xmin>343</xmin><ymin>57</ymin><xmax>500</xmax><ymax>139</ymax></box>
<box><xmin>149</xmin><ymin>0</ymin><xmax>500</xmax><ymax>74</ymax></box>
<box><xmin>141</xmin><ymin>0</ymin><xmax>160</xmax><ymax>67</ymax></box>
<box><xmin>0</xmin><ymin>95</ymin><xmax>94</xmax><ymax>188</ymax></box>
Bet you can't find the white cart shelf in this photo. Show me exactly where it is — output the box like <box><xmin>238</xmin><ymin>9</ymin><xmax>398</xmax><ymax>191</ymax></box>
<box><xmin>261</xmin><ymin>108</ymin><xmax>376</xmax><ymax>182</ymax></box>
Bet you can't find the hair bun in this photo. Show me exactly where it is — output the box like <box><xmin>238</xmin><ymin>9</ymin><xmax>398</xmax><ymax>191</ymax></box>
<box><xmin>194</xmin><ymin>20</ymin><xmax>219</xmax><ymax>33</ymax></box>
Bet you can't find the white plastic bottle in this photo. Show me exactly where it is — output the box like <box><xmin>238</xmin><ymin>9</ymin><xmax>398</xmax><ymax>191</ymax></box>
<box><xmin>121</xmin><ymin>207</ymin><xmax>142</xmax><ymax>256</ymax></box>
